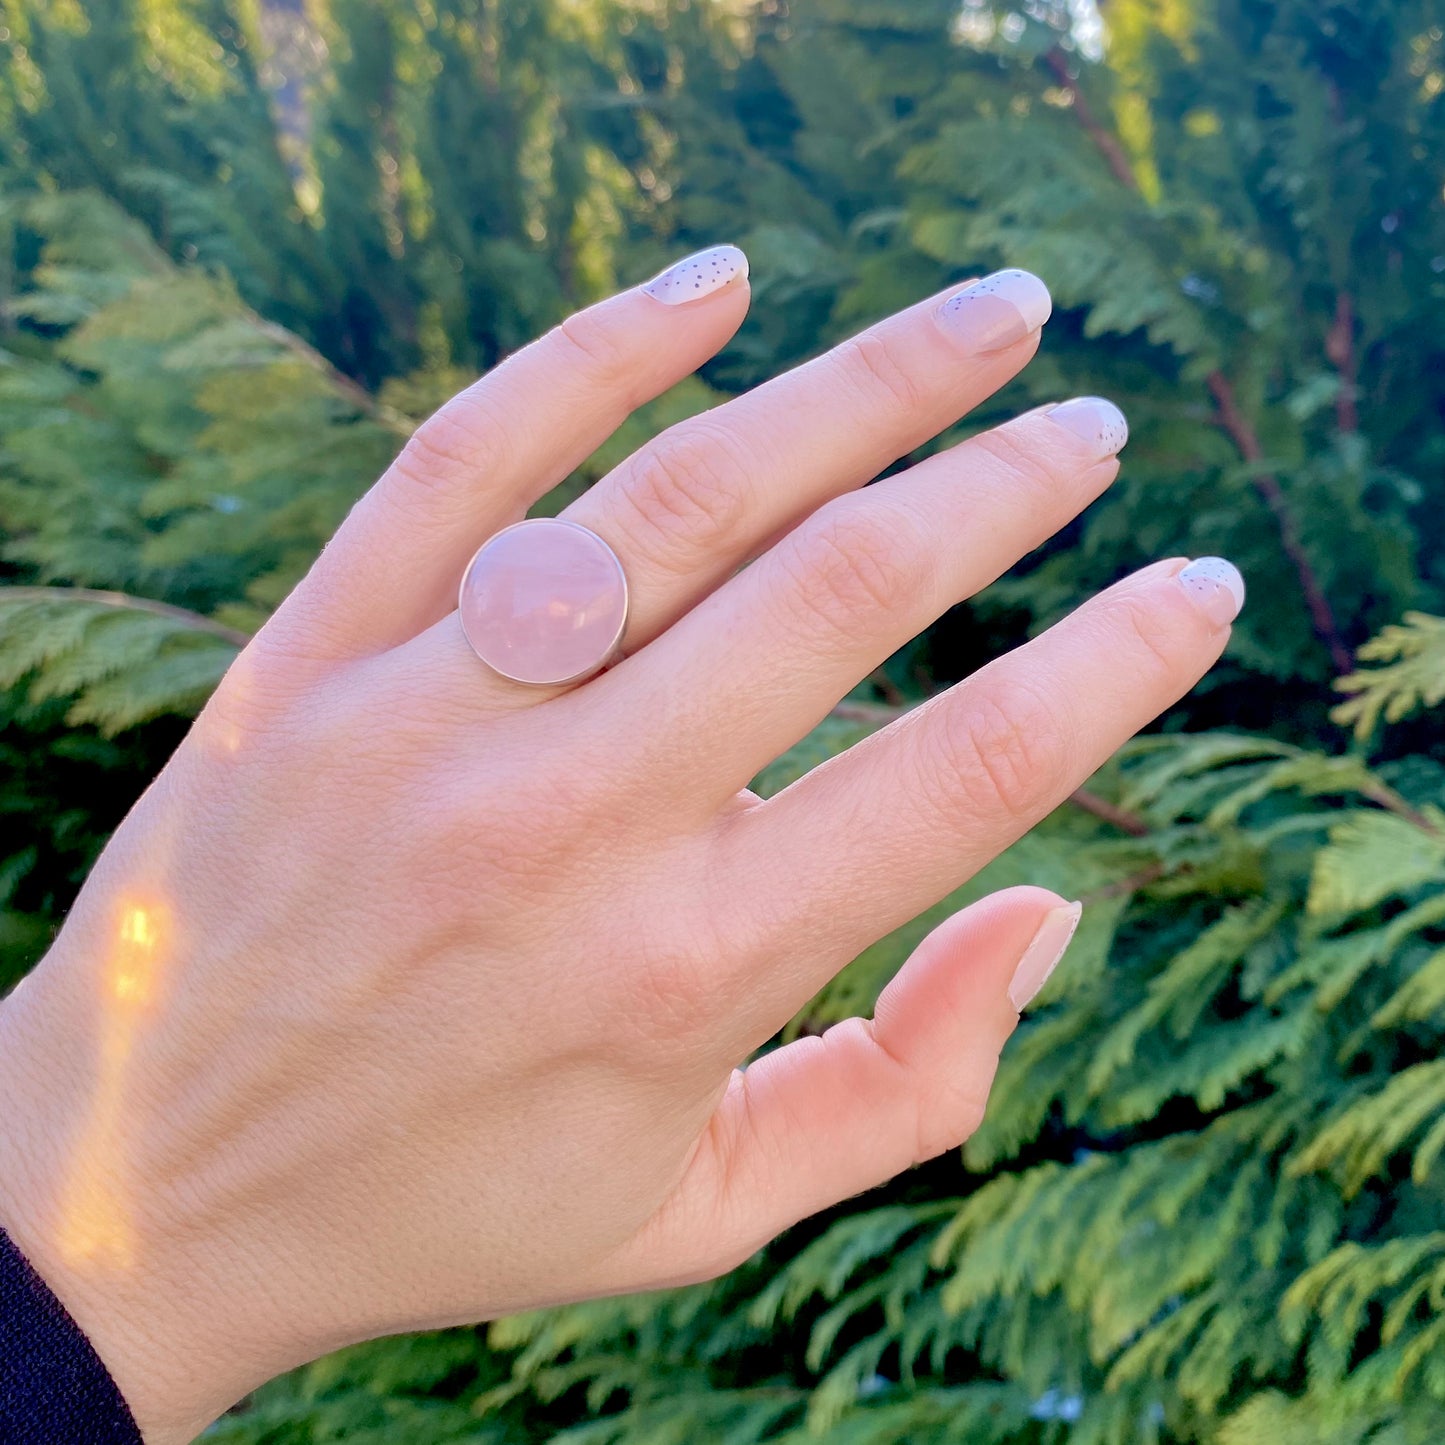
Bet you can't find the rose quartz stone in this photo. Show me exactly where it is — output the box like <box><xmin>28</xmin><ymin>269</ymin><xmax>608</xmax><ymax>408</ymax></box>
<box><xmin>459</xmin><ymin>518</ymin><xmax>628</xmax><ymax>686</ymax></box>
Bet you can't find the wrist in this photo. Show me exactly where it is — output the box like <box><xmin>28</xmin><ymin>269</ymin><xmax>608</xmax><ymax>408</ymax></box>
<box><xmin>0</xmin><ymin>929</ymin><xmax>280</xmax><ymax>1443</ymax></box>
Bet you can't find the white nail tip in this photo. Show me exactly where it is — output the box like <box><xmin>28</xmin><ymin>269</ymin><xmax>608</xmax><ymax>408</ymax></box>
<box><xmin>944</xmin><ymin>268</ymin><xmax>1053</xmax><ymax>331</ymax></box>
<box><xmin>1178</xmin><ymin>556</ymin><xmax>1247</xmax><ymax>619</ymax></box>
<box><xmin>1047</xmin><ymin>395</ymin><xmax>1129</xmax><ymax>455</ymax></box>
<box><xmin>642</xmin><ymin>245</ymin><xmax>749</xmax><ymax>305</ymax></box>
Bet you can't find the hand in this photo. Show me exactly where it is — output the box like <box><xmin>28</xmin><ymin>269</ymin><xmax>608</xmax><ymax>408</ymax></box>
<box><xmin>0</xmin><ymin>248</ymin><xmax>1242</xmax><ymax>1443</ymax></box>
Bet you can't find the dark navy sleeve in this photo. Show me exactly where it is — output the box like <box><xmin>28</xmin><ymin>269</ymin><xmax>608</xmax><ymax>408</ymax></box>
<box><xmin>0</xmin><ymin>1226</ymin><xmax>143</xmax><ymax>1443</ymax></box>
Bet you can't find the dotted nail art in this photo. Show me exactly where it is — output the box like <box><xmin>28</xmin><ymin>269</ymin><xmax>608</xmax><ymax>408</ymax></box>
<box><xmin>1178</xmin><ymin>556</ymin><xmax>1247</xmax><ymax>615</ymax></box>
<box><xmin>941</xmin><ymin>267</ymin><xmax>1034</xmax><ymax>317</ymax></box>
<box><xmin>1048</xmin><ymin>396</ymin><xmax>1130</xmax><ymax>454</ymax></box>
<box><xmin>1089</xmin><ymin>410</ymin><xmax>1129</xmax><ymax>453</ymax></box>
<box><xmin>643</xmin><ymin>245</ymin><xmax>749</xmax><ymax>305</ymax></box>
<box><xmin>938</xmin><ymin>269</ymin><xmax>1052</xmax><ymax>350</ymax></box>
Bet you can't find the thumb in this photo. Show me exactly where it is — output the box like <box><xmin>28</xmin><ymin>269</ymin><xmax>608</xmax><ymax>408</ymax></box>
<box><xmin>630</xmin><ymin>886</ymin><xmax>1083</xmax><ymax>1286</ymax></box>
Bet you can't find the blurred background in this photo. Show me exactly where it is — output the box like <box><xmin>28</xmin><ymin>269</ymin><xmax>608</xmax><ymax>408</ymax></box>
<box><xmin>0</xmin><ymin>0</ymin><xmax>1442</xmax><ymax>1440</ymax></box>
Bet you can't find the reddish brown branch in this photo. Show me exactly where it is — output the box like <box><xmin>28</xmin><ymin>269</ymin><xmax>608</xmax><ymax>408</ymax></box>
<box><xmin>1321</xmin><ymin>81</ymin><xmax>1360</xmax><ymax>434</ymax></box>
<box><xmin>1045</xmin><ymin>46</ymin><xmax>1353</xmax><ymax>675</ymax></box>
<box><xmin>1045</xmin><ymin>49</ymin><xmax>1139</xmax><ymax>191</ymax></box>
<box><xmin>865</xmin><ymin>666</ymin><xmax>905</xmax><ymax>707</ymax></box>
<box><xmin>830</xmin><ymin>699</ymin><xmax>902</xmax><ymax>726</ymax></box>
<box><xmin>247</xmin><ymin>312</ymin><xmax>411</xmax><ymax>432</ymax></box>
<box><xmin>1066</xmin><ymin>787</ymin><xmax>1151</xmax><ymax>836</ymax></box>
<box><xmin>1325</xmin><ymin>291</ymin><xmax>1360</xmax><ymax>434</ymax></box>
<box><xmin>1206</xmin><ymin>373</ymin><xmax>1353</xmax><ymax>673</ymax></box>
<box><xmin>1358</xmin><ymin>781</ymin><xmax>1442</xmax><ymax>837</ymax></box>
<box><xmin>1082</xmin><ymin>863</ymin><xmax>1168</xmax><ymax>902</ymax></box>
<box><xmin>826</xmin><ymin>698</ymin><xmax>1440</xmax><ymax>845</ymax></box>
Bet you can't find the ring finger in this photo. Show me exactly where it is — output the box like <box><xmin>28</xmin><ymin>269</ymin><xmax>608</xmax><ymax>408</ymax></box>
<box><xmin>586</xmin><ymin>392</ymin><xmax>1134</xmax><ymax>806</ymax></box>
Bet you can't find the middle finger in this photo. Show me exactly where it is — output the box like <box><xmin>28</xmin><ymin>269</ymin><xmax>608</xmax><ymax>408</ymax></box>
<box><xmin>559</xmin><ymin>269</ymin><xmax>1053</xmax><ymax>656</ymax></box>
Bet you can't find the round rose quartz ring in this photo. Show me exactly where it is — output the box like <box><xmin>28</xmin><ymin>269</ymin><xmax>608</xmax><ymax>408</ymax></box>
<box><xmin>458</xmin><ymin>518</ymin><xmax>629</xmax><ymax>686</ymax></box>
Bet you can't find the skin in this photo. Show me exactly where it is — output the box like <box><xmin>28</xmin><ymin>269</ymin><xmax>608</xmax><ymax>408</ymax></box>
<box><xmin>0</xmin><ymin>261</ymin><xmax>1236</xmax><ymax>1443</ymax></box>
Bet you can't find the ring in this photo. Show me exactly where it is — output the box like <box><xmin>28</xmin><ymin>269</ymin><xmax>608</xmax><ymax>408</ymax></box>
<box><xmin>458</xmin><ymin>517</ymin><xmax>630</xmax><ymax>687</ymax></box>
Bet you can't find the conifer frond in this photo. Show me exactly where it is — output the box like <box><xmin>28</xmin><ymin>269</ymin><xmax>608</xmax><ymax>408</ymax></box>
<box><xmin>1203</xmin><ymin>753</ymin><xmax>1387</xmax><ymax>827</ymax></box>
<box><xmin>1085</xmin><ymin>899</ymin><xmax>1287</xmax><ymax>1096</ymax></box>
<box><xmin>1215</xmin><ymin>1390</ymin><xmax>1404</xmax><ymax>1445</ymax></box>
<box><xmin>1289</xmin><ymin>1062</ymin><xmax>1445</xmax><ymax>1196</ymax></box>
<box><xmin>1333</xmin><ymin>613</ymin><xmax>1445</xmax><ymax>740</ymax></box>
<box><xmin>0</xmin><ymin>588</ymin><xmax>240</xmax><ymax>734</ymax></box>
<box><xmin>1307</xmin><ymin>811</ymin><xmax>1445</xmax><ymax>920</ymax></box>
<box><xmin>746</xmin><ymin>1206</ymin><xmax>932</xmax><ymax>1329</ymax></box>
<box><xmin>1372</xmin><ymin>940</ymin><xmax>1445</xmax><ymax>1030</ymax></box>
<box><xmin>1264</xmin><ymin>927</ymin><xmax>1390</xmax><ymax>1011</ymax></box>
<box><xmin>1115</xmin><ymin>733</ymin><xmax>1296</xmax><ymax>821</ymax></box>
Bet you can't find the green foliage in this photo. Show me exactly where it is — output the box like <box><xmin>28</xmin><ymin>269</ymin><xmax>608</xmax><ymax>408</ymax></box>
<box><xmin>0</xmin><ymin>588</ymin><xmax>238</xmax><ymax>733</ymax></box>
<box><xmin>1334</xmin><ymin>613</ymin><xmax>1445</xmax><ymax>741</ymax></box>
<box><xmin>1</xmin><ymin>1</ymin><xmax>1444</xmax><ymax>1441</ymax></box>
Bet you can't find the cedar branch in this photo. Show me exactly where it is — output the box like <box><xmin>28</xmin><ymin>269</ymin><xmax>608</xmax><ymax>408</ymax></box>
<box><xmin>1045</xmin><ymin>46</ymin><xmax>1353</xmax><ymax>674</ymax></box>
<box><xmin>1325</xmin><ymin>290</ymin><xmax>1360</xmax><ymax>434</ymax></box>
<box><xmin>1044</xmin><ymin>50</ymin><xmax>1139</xmax><ymax>190</ymax></box>
<box><xmin>1206</xmin><ymin>373</ymin><xmax>1353</xmax><ymax>673</ymax></box>
<box><xmin>0</xmin><ymin>587</ymin><xmax>252</xmax><ymax>648</ymax></box>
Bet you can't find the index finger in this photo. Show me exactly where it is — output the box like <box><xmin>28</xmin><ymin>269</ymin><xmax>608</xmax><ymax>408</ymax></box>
<box><xmin>264</xmin><ymin>246</ymin><xmax>751</xmax><ymax>663</ymax></box>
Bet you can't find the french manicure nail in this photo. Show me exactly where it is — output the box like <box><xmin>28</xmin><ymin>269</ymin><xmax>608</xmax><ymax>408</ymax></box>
<box><xmin>938</xmin><ymin>269</ymin><xmax>1053</xmax><ymax>352</ymax></box>
<box><xmin>642</xmin><ymin>245</ymin><xmax>749</xmax><ymax>305</ymax></box>
<box><xmin>1046</xmin><ymin>396</ymin><xmax>1129</xmax><ymax>456</ymax></box>
<box><xmin>1178</xmin><ymin>556</ymin><xmax>1246</xmax><ymax>625</ymax></box>
<box><xmin>1007</xmin><ymin>901</ymin><xmax>1083</xmax><ymax>1013</ymax></box>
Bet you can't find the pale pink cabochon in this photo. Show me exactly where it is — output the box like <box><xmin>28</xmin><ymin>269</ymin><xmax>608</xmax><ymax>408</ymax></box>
<box><xmin>459</xmin><ymin>518</ymin><xmax>628</xmax><ymax>686</ymax></box>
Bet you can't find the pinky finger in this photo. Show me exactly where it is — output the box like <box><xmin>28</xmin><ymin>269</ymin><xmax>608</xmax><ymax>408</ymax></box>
<box><xmin>615</xmin><ymin>886</ymin><xmax>1082</xmax><ymax>1287</ymax></box>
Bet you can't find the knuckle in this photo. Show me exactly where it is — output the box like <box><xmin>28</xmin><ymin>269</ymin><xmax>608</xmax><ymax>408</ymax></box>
<box><xmin>555</xmin><ymin>306</ymin><xmax>635</xmax><ymax>398</ymax></box>
<box><xmin>470</xmin><ymin>731</ymin><xmax>613</xmax><ymax>849</ymax></box>
<box><xmin>847</xmin><ymin>1018</ymin><xmax>991</xmax><ymax>1165</ymax></box>
<box><xmin>388</xmin><ymin>397</ymin><xmax>509</xmax><ymax>506</ymax></box>
<box><xmin>630</xmin><ymin>923</ymin><xmax>736</xmax><ymax>1047</ymax></box>
<box><xmin>196</xmin><ymin>644</ymin><xmax>303</xmax><ymax>750</ymax></box>
<box><xmin>615</xmin><ymin>422</ymin><xmax>750</xmax><ymax>565</ymax></box>
<box><xmin>634</xmin><ymin>946</ymin><xmax>716</xmax><ymax>1040</ymax></box>
<box><xmin>857</xmin><ymin>1019</ymin><xmax>991</xmax><ymax>1163</ymax></box>
<box><xmin>598</xmin><ymin>844</ymin><xmax>742</xmax><ymax>1049</ymax></box>
<box><xmin>934</xmin><ymin>680</ymin><xmax>1072</xmax><ymax>823</ymax></box>
<box><xmin>1106</xmin><ymin>587</ymin><xmax>1194</xmax><ymax>687</ymax></box>
<box><xmin>837</xmin><ymin>328</ymin><xmax>928</xmax><ymax>414</ymax></box>
<box><xmin>780</xmin><ymin>501</ymin><xmax>926</xmax><ymax>638</ymax></box>
<box><xmin>969</xmin><ymin>423</ymin><xmax>1068</xmax><ymax>500</ymax></box>
<box><xmin>439</xmin><ymin>769</ymin><xmax>605</xmax><ymax>920</ymax></box>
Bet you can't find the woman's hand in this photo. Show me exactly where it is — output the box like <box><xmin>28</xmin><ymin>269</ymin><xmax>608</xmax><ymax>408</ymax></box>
<box><xmin>0</xmin><ymin>248</ymin><xmax>1243</xmax><ymax>1443</ymax></box>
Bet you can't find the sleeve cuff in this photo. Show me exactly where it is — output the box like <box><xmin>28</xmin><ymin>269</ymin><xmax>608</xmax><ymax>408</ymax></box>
<box><xmin>0</xmin><ymin>1225</ymin><xmax>144</xmax><ymax>1443</ymax></box>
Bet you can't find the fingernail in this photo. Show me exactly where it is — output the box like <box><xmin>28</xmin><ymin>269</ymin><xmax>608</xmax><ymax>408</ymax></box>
<box><xmin>1007</xmin><ymin>901</ymin><xmax>1083</xmax><ymax>1013</ymax></box>
<box><xmin>1046</xmin><ymin>396</ymin><xmax>1129</xmax><ymax>457</ymax></box>
<box><xmin>1178</xmin><ymin>556</ymin><xmax>1246</xmax><ymax>625</ymax></box>
<box><xmin>938</xmin><ymin>269</ymin><xmax>1052</xmax><ymax>352</ymax></box>
<box><xmin>642</xmin><ymin>245</ymin><xmax>749</xmax><ymax>305</ymax></box>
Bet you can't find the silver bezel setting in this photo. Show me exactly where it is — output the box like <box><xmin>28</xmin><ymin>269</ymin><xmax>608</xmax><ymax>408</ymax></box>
<box><xmin>458</xmin><ymin>517</ymin><xmax>629</xmax><ymax>688</ymax></box>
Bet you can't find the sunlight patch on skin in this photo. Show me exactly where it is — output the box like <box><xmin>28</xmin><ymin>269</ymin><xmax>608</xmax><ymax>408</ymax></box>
<box><xmin>56</xmin><ymin>897</ymin><xmax>171</xmax><ymax>1271</ymax></box>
